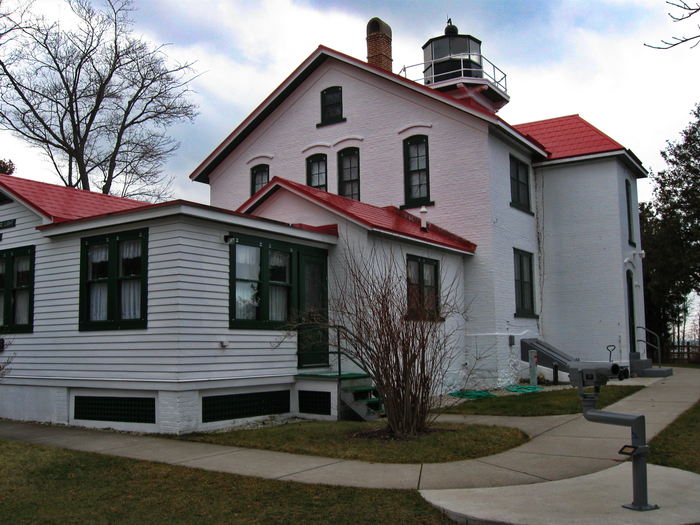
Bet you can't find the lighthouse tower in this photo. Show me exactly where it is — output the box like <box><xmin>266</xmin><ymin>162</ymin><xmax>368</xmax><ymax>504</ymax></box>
<box><xmin>417</xmin><ymin>21</ymin><xmax>509</xmax><ymax>113</ymax></box>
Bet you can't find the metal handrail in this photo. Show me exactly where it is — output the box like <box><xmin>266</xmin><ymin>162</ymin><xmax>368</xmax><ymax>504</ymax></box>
<box><xmin>296</xmin><ymin>322</ymin><xmax>369</xmax><ymax>378</ymax></box>
<box><xmin>399</xmin><ymin>53</ymin><xmax>508</xmax><ymax>93</ymax></box>
<box><xmin>636</xmin><ymin>326</ymin><xmax>662</xmax><ymax>367</ymax></box>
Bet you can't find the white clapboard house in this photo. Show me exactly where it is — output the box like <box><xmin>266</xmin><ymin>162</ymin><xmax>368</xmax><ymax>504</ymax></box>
<box><xmin>0</xmin><ymin>19</ymin><xmax>653</xmax><ymax>433</ymax></box>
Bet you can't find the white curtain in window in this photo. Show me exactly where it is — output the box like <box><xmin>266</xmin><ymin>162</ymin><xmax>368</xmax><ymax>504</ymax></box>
<box><xmin>119</xmin><ymin>239</ymin><xmax>141</xmax><ymax>275</ymax></box>
<box><xmin>89</xmin><ymin>283</ymin><xmax>108</xmax><ymax>321</ymax></box>
<box><xmin>236</xmin><ymin>245</ymin><xmax>260</xmax><ymax>280</ymax></box>
<box><xmin>269</xmin><ymin>285</ymin><xmax>288</xmax><ymax>321</ymax></box>
<box><xmin>13</xmin><ymin>289</ymin><xmax>29</xmax><ymax>324</ymax></box>
<box><xmin>121</xmin><ymin>279</ymin><xmax>141</xmax><ymax>320</ymax></box>
<box><xmin>88</xmin><ymin>244</ymin><xmax>108</xmax><ymax>278</ymax></box>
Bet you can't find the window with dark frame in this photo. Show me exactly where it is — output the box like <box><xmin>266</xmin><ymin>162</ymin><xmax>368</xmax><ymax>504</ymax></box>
<box><xmin>230</xmin><ymin>234</ymin><xmax>327</xmax><ymax>330</ymax></box>
<box><xmin>510</xmin><ymin>155</ymin><xmax>531</xmax><ymax>212</ymax></box>
<box><xmin>306</xmin><ymin>154</ymin><xmax>327</xmax><ymax>191</ymax></box>
<box><xmin>318</xmin><ymin>86</ymin><xmax>345</xmax><ymax>126</ymax></box>
<box><xmin>0</xmin><ymin>245</ymin><xmax>34</xmax><ymax>333</ymax></box>
<box><xmin>250</xmin><ymin>164</ymin><xmax>269</xmax><ymax>196</ymax></box>
<box><xmin>513</xmin><ymin>248</ymin><xmax>535</xmax><ymax>317</ymax></box>
<box><xmin>406</xmin><ymin>255</ymin><xmax>439</xmax><ymax>320</ymax></box>
<box><xmin>80</xmin><ymin>229</ymin><xmax>147</xmax><ymax>330</ymax></box>
<box><xmin>625</xmin><ymin>179</ymin><xmax>636</xmax><ymax>246</ymax></box>
<box><xmin>403</xmin><ymin>135</ymin><xmax>431</xmax><ymax>208</ymax></box>
<box><xmin>338</xmin><ymin>148</ymin><xmax>360</xmax><ymax>200</ymax></box>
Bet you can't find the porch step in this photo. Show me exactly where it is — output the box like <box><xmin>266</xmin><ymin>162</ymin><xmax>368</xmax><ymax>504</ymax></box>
<box><xmin>341</xmin><ymin>385</ymin><xmax>376</xmax><ymax>393</ymax></box>
<box><xmin>636</xmin><ymin>367</ymin><xmax>673</xmax><ymax>378</ymax></box>
<box><xmin>630</xmin><ymin>358</ymin><xmax>652</xmax><ymax>373</ymax></box>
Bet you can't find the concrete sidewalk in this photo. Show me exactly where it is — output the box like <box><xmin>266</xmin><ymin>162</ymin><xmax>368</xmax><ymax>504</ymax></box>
<box><xmin>0</xmin><ymin>367</ymin><xmax>698</xmax><ymax>523</ymax></box>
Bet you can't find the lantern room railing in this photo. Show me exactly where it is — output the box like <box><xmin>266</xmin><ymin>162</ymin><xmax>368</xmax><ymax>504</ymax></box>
<box><xmin>399</xmin><ymin>53</ymin><xmax>508</xmax><ymax>94</ymax></box>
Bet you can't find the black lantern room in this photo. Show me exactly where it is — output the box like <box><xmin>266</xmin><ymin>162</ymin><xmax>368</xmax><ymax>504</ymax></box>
<box><xmin>422</xmin><ymin>22</ymin><xmax>483</xmax><ymax>85</ymax></box>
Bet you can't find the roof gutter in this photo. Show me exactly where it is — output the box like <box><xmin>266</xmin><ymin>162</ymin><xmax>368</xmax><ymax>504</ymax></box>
<box><xmin>533</xmin><ymin>149</ymin><xmax>647</xmax><ymax>178</ymax></box>
<box><xmin>39</xmin><ymin>201</ymin><xmax>339</xmax><ymax>245</ymax></box>
<box><xmin>369</xmin><ymin>227</ymin><xmax>475</xmax><ymax>255</ymax></box>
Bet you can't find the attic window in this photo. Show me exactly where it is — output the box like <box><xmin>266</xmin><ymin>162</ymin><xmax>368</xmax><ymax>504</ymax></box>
<box><xmin>318</xmin><ymin>86</ymin><xmax>346</xmax><ymax>127</ymax></box>
<box><xmin>0</xmin><ymin>194</ymin><xmax>11</xmax><ymax>205</ymax></box>
<box><xmin>251</xmin><ymin>164</ymin><xmax>269</xmax><ymax>196</ymax></box>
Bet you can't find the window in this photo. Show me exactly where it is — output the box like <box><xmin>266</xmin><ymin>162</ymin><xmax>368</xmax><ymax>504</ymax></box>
<box><xmin>318</xmin><ymin>86</ymin><xmax>345</xmax><ymax>126</ymax></box>
<box><xmin>0</xmin><ymin>245</ymin><xmax>34</xmax><ymax>333</ymax></box>
<box><xmin>306</xmin><ymin>154</ymin><xmax>327</xmax><ymax>191</ymax></box>
<box><xmin>80</xmin><ymin>229</ymin><xmax>147</xmax><ymax>330</ymax></box>
<box><xmin>513</xmin><ymin>249</ymin><xmax>536</xmax><ymax>317</ymax></box>
<box><xmin>251</xmin><ymin>164</ymin><xmax>269</xmax><ymax>196</ymax></box>
<box><xmin>338</xmin><ymin>148</ymin><xmax>360</xmax><ymax>200</ymax></box>
<box><xmin>230</xmin><ymin>234</ymin><xmax>326</xmax><ymax>329</ymax></box>
<box><xmin>406</xmin><ymin>255</ymin><xmax>439</xmax><ymax>319</ymax></box>
<box><xmin>510</xmin><ymin>155</ymin><xmax>531</xmax><ymax>213</ymax></box>
<box><xmin>625</xmin><ymin>179</ymin><xmax>636</xmax><ymax>247</ymax></box>
<box><xmin>403</xmin><ymin>135</ymin><xmax>431</xmax><ymax>208</ymax></box>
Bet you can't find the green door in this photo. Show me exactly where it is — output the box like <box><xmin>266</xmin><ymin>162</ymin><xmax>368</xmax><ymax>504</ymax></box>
<box><xmin>297</xmin><ymin>254</ymin><xmax>328</xmax><ymax>368</ymax></box>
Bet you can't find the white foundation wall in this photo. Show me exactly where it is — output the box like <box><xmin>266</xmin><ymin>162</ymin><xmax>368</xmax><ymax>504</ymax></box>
<box><xmin>538</xmin><ymin>158</ymin><xmax>637</xmax><ymax>363</ymax></box>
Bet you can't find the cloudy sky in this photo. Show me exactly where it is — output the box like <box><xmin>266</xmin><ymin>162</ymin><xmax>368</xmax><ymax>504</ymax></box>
<box><xmin>3</xmin><ymin>0</ymin><xmax>699</xmax><ymax>204</ymax></box>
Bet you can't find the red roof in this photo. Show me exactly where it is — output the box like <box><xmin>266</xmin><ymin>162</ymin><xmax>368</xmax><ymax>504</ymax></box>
<box><xmin>0</xmin><ymin>173</ymin><xmax>148</xmax><ymax>222</ymax></box>
<box><xmin>513</xmin><ymin>115</ymin><xmax>624</xmax><ymax>160</ymax></box>
<box><xmin>238</xmin><ymin>177</ymin><xmax>477</xmax><ymax>254</ymax></box>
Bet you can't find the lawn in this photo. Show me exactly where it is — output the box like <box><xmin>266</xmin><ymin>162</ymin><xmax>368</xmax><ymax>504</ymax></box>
<box><xmin>179</xmin><ymin>420</ymin><xmax>527</xmax><ymax>463</ymax></box>
<box><xmin>0</xmin><ymin>438</ymin><xmax>451</xmax><ymax>525</ymax></box>
<box><xmin>648</xmin><ymin>400</ymin><xmax>700</xmax><ymax>475</ymax></box>
<box><xmin>441</xmin><ymin>385</ymin><xmax>644</xmax><ymax>416</ymax></box>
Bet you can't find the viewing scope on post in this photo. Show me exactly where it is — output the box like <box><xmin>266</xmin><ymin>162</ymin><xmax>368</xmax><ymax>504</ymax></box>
<box><xmin>568</xmin><ymin>361</ymin><xmax>628</xmax><ymax>389</ymax></box>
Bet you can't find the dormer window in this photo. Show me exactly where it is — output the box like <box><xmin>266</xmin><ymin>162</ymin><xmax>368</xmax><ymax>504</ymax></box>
<box><xmin>250</xmin><ymin>164</ymin><xmax>269</xmax><ymax>196</ymax></box>
<box><xmin>306</xmin><ymin>154</ymin><xmax>327</xmax><ymax>191</ymax></box>
<box><xmin>318</xmin><ymin>86</ymin><xmax>346</xmax><ymax>127</ymax></box>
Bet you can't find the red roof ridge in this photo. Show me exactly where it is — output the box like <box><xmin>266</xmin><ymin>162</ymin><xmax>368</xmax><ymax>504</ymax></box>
<box><xmin>514</xmin><ymin>114</ymin><xmax>580</xmax><ymax>127</ymax></box>
<box><xmin>241</xmin><ymin>176</ymin><xmax>476</xmax><ymax>254</ymax></box>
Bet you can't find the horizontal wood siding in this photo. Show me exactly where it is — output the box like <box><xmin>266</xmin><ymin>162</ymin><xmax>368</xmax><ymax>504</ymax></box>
<box><xmin>0</xmin><ymin>204</ymin><xmax>298</xmax><ymax>386</ymax></box>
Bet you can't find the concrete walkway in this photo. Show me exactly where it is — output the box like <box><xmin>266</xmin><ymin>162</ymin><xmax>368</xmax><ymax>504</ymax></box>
<box><xmin>0</xmin><ymin>367</ymin><xmax>698</xmax><ymax>524</ymax></box>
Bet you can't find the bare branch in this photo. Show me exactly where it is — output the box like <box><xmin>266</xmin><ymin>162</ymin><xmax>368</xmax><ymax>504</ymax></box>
<box><xmin>0</xmin><ymin>0</ymin><xmax>197</xmax><ymax>200</ymax></box>
<box><xmin>645</xmin><ymin>1</ymin><xmax>700</xmax><ymax>49</ymax></box>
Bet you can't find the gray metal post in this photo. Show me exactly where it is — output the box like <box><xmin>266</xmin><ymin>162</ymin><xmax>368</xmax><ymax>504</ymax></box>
<box><xmin>582</xmin><ymin>408</ymin><xmax>658</xmax><ymax>511</ymax></box>
<box><xmin>528</xmin><ymin>349</ymin><xmax>537</xmax><ymax>385</ymax></box>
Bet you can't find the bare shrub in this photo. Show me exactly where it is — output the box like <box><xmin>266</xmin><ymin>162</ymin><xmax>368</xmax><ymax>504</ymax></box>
<box><xmin>328</xmin><ymin>244</ymin><xmax>465</xmax><ymax>438</ymax></box>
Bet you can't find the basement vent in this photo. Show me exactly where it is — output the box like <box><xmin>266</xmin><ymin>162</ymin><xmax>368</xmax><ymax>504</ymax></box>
<box><xmin>74</xmin><ymin>396</ymin><xmax>156</xmax><ymax>424</ymax></box>
<box><xmin>202</xmin><ymin>390</ymin><xmax>290</xmax><ymax>423</ymax></box>
<box><xmin>298</xmin><ymin>390</ymin><xmax>331</xmax><ymax>415</ymax></box>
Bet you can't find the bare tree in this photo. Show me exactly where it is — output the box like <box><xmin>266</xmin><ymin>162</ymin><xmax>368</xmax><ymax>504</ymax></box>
<box><xmin>0</xmin><ymin>0</ymin><xmax>197</xmax><ymax>201</ymax></box>
<box><xmin>328</xmin><ymin>245</ymin><xmax>465</xmax><ymax>438</ymax></box>
<box><xmin>646</xmin><ymin>1</ymin><xmax>700</xmax><ymax>49</ymax></box>
<box><xmin>0</xmin><ymin>353</ymin><xmax>13</xmax><ymax>380</ymax></box>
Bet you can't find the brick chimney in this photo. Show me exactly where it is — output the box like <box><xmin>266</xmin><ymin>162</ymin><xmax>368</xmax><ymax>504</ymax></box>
<box><xmin>366</xmin><ymin>17</ymin><xmax>392</xmax><ymax>72</ymax></box>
